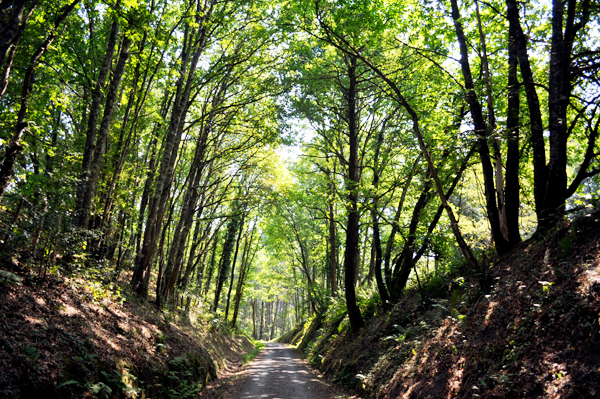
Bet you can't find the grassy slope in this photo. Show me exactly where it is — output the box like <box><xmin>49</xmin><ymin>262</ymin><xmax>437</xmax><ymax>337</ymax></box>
<box><xmin>303</xmin><ymin>213</ymin><xmax>600</xmax><ymax>399</ymax></box>
<box><xmin>0</xmin><ymin>270</ymin><xmax>253</xmax><ymax>398</ymax></box>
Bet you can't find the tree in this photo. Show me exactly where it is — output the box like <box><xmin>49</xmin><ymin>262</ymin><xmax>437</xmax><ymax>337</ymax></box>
<box><xmin>0</xmin><ymin>0</ymin><xmax>81</xmax><ymax>199</ymax></box>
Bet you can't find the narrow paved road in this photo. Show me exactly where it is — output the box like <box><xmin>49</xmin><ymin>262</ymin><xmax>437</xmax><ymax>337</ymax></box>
<box><xmin>237</xmin><ymin>342</ymin><xmax>339</xmax><ymax>399</ymax></box>
<box><xmin>200</xmin><ymin>342</ymin><xmax>354</xmax><ymax>398</ymax></box>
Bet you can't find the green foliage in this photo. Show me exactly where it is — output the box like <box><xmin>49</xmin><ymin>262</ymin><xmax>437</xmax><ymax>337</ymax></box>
<box><xmin>242</xmin><ymin>341</ymin><xmax>265</xmax><ymax>364</ymax></box>
<box><xmin>357</xmin><ymin>285</ymin><xmax>382</xmax><ymax>320</ymax></box>
<box><xmin>0</xmin><ymin>2</ymin><xmax>599</xmax><ymax>396</ymax></box>
<box><xmin>21</xmin><ymin>345</ymin><xmax>39</xmax><ymax>361</ymax></box>
<box><xmin>0</xmin><ymin>270</ymin><xmax>22</xmax><ymax>285</ymax></box>
<box><xmin>384</xmin><ymin>324</ymin><xmax>416</xmax><ymax>342</ymax></box>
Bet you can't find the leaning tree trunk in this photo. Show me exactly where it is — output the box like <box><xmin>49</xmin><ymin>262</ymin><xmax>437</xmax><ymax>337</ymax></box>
<box><xmin>450</xmin><ymin>0</ymin><xmax>512</xmax><ymax>255</ymax></box>
<box><xmin>131</xmin><ymin>7</ymin><xmax>210</xmax><ymax>297</ymax></box>
<box><xmin>160</xmin><ymin>128</ymin><xmax>209</xmax><ymax>303</ymax></box>
<box><xmin>0</xmin><ymin>0</ymin><xmax>37</xmax><ymax>98</ymax></box>
<box><xmin>389</xmin><ymin>176</ymin><xmax>434</xmax><ymax>298</ymax></box>
<box><xmin>161</xmin><ymin>69</ymin><xmax>230</xmax><ymax>303</ymax></box>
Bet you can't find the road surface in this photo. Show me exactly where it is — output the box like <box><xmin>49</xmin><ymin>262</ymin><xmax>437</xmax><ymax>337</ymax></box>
<box><xmin>200</xmin><ymin>342</ymin><xmax>354</xmax><ymax>399</ymax></box>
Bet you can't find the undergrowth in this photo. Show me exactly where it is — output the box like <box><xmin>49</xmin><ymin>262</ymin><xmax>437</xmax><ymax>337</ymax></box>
<box><xmin>242</xmin><ymin>341</ymin><xmax>265</xmax><ymax>364</ymax></box>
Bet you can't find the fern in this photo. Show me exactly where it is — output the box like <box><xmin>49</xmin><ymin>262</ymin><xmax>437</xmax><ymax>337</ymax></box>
<box><xmin>0</xmin><ymin>270</ymin><xmax>22</xmax><ymax>285</ymax></box>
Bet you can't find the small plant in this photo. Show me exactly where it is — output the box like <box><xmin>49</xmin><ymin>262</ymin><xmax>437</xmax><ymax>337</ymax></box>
<box><xmin>0</xmin><ymin>269</ymin><xmax>22</xmax><ymax>285</ymax></box>
<box><xmin>384</xmin><ymin>325</ymin><xmax>414</xmax><ymax>342</ymax></box>
<box><xmin>21</xmin><ymin>345</ymin><xmax>39</xmax><ymax>361</ymax></box>
<box><xmin>539</xmin><ymin>281</ymin><xmax>553</xmax><ymax>295</ymax></box>
<box><xmin>242</xmin><ymin>341</ymin><xmax>265</xmax><ymax>364</ymax></box>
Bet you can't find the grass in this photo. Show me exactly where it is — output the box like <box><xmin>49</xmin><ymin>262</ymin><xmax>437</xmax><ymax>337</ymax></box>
<box><xmin>242</xmin><ymin>341</ymin><xmax>265</xmax><ymax>365</ymax></box>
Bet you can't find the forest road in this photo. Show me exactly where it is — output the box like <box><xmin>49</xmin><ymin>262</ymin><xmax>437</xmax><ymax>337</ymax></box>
<box><xmin>200</xmin><ymin>342</ymin><xmax>353</xmax><ymax>399</ymax></box>
<box><xmin>237</xmin><ymin>342</ymin><xmax>342</xmax><ymax>399</ymax></box>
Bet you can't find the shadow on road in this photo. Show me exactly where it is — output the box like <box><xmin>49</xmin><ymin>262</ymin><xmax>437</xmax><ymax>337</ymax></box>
<box><xmin>237</xmin><ymin>342</ymin><xmax>339</xmax><ymax>399</ymax></box>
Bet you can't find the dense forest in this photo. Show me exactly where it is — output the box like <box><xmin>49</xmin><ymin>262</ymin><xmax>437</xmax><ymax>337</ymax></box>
<box><xmin>0</xmin><ymin>0</ymin><xmax>599</xmax><ymax>397</ymax></box>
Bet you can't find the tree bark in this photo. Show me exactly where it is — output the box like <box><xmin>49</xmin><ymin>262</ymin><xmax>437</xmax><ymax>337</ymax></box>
<box><xmin>450</xmin><ymin>0</ymin><xmax>511</xmax><ymax>254</ymax></box>
<box><xmin>370</xmin><ymin>128</ymin><xmax>389</xmax><ymax>304</ymax></box>
<box><xmin>76</xmin><ymin>13</ymin><xmax>120</xmax><ymax>219</ymax></box>
<box><xmin>343</xmin><ymin>54</ymin><xmax>364</xmax><ymax>332</ymax></box>
<box><xmin>505</xmin><ymin>13</ymin><xmax>521</xmax><ymax>244</ymax></box>
<box><xmin>224</xmin><ymin>211</ymin><xmax>246</xmax><ymax>319</ymax></box>
<box><xmin>325</xmin><ymin>155</ymin><xmax>337</xmax><ymax>297</ymax></box>
<box><xmin>131</xmin><ymin>4</ymin><xmax>212</xmax><ymax>297</ymax></box>
<box><xmin>505</xmin><ymin>0</ymin><xmax>546</xmax><ymax>223</ymax></box>
<box><xmin>78</xmin><ymin>36</ymin><xmax>132</xmax><ymax>229</ymax></box>
<box><xmin>212</xmin><ymin>205</ymin><xmax>242</xmax><ymax>312</ymax></box>
<box><xmin>231</xmin><ymin>226</ymin><xmax>256</xmax><ymax>328</ymax></box>
<box><xmin>0</xmin><ymin>0</ymin><xmax>36</xmax><ymax>91</ymax></box>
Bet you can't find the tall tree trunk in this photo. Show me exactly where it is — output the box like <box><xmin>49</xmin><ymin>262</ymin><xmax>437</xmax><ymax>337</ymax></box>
<box><xmin>203</xmin><ymin>230</ymin><xmax>220</xmax><ymax>296</ymax></box>
<box><xmin>99</xmin><ymin>29</ymin><xmax>155</xmax><ymax>230</ymax></box>
<box><xmin>180</xmin><ymin>218</ymin><xmax>202</xmax><ymax>292</ymax></box>
<box><xmin>370</xmin><ymin>128</ymin><xmax>389</xmax><ymax>304</ymax></box>
<box><xmin>134</xmin><ymin>100</ymin><xmax>169</xmax><ymax>259</ymax></box>
<box><xmin>225</xmin><ymin>211</ymin><xmax>245</xmax><ymax>319</ymax></box>
<box><xmin>270</xmin><ymin>299</ymin><xmax>279</xmax><ymax>340</ymax></box>
<box><xmin>475</xmin><ymin>0</ymin><xmax>511</xmax><ymax>243</ymax></box>
<box><xmin>78</xmin><ymin>36</ymin><xmax>132</xmax><ymax>229</ymax></box>
<box><xmin>76</xmin><ymin>12</ymin><xmax>120</xmax><ymax>217</ymax></box>
<box><xmin>343</xmin><ymin>54</ymin><xmax>364</xmax><ymax>331</ymax></box>
<box><xmin>131</xmin><ymin>5</ymin><xmax>211</xmax><ymax>297</ymax></box>
<box><xmin>326</xmin><ymin>155</ymin><xmax>337</xmax><ymax>297</ymax></box>
<box><xmin>231</xmin><ymin>225</ymin><xmax>257</xmax><ymax>328</ymax></box>
<box><xmin>259</xmin><ymin>300</ymin><xmax>264</xmax><ymax>340</ymax></box>
<box><xmin>212</xmin><ymin>206</ymin><xmax>242</xmax><ymax>312</ymax></box>
<box><xmin>505</xmin><ymin>0</ymin><xmax>546</xmax><ymax>224</ymax></box>
<box><xmin>161</xmin><ymin>129</ymin><xmax>209</xmax><ymax>303</ymax></box>
<box><xmin>252</xmin><ymin>299</ymin><xmax>257</xmax><ymax>339</ymax></box>
<box><xmin>505</xmin><ymin>13</ymin><xmax>521</xmax><ymax>244</ymax></box>
<box><xmin>450</xmin><ymin>0</ymin><xmax>511</xmax><ymax>254</ymax></box>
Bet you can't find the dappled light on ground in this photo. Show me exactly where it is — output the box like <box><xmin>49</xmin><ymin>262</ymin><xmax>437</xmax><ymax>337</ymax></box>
<box><xmin>238</xmin><ymin>343</ymin><xmax>340</xmax><ymax>399</ymax></box>
<box><xmin>304</xmin><ymin>213</ymin><xmax>600</xmax><ymax>398</ymax></box>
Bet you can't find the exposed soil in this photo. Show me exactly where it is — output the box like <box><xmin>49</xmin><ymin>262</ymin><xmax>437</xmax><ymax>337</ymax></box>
<box><xmin>305</xmin><ymin>212</ymin><xmax>600</xmax><ymax>398</ymax></box>
<box><xmin>0</xmin><ymin>268</ymin><xmax>252</xmax><ymax>398</ymax></box>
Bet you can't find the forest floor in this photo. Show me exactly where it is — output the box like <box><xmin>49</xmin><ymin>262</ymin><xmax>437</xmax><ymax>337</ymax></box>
<box><xmin>0</xmin><ymin>268</ymin><xmax>254</xmax><ymax>398</ymax></box>
<box><xmin>300</xmin><ymin>211</ymin><xmax>600</xmax><ymax>398</ymax></box>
